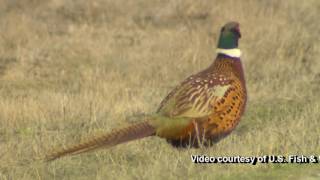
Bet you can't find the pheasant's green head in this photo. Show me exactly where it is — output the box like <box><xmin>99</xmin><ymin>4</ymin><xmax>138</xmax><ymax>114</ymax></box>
<box><xmin>217</xmin><ymin>22</ymin><xmax>241</xmax><ymax>49</ymax></box>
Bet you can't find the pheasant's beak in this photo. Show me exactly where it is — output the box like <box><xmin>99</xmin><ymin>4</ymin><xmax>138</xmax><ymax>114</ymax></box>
<box><xmin>234</xmin><ymin>26</ymin><xmax>241</xmax><ymax>38</ymax></box>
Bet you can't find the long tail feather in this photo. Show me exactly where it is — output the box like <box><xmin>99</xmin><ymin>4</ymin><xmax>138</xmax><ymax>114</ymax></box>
<box><xmin>46</xmin><ymin>121</ymin><xmax>155</xmax><ymax>161</ymax></box>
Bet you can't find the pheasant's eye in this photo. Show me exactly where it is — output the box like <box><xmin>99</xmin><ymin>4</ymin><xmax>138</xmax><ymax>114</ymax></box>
<box><xmin>231</xmin><ymin>28</ymin><xmax>241</xmax><ymax>38</ymax></box>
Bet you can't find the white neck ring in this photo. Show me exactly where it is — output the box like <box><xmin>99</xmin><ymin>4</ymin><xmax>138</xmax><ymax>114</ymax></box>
<box><xmin>216</xmin><ymin>48</ymin><xmax>241</xmax><ymax>58</ymax></box>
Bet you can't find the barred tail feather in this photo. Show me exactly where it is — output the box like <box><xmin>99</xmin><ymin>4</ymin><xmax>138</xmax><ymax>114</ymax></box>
<box><xmin>46</xmin><ymin>121</ymin><xmax>155</xmax><ymax>161</ymax></box>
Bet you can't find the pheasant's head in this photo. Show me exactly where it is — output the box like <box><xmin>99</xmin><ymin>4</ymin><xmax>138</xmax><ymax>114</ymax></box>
<box><xmin>217</xmin><ymin>22</ymin><xmax>241</xmax><ymax>49</ymax></box>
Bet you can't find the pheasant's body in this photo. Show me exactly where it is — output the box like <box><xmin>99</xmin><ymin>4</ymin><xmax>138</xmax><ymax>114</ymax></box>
<box><xmin>46</xmin><ymin>22</ymin><xmax>247</xmax><ymax>161</ymax></box>
<box><xmin>156</xmin><ymin>54</ymin><xmax>246</xmax><ymax>146</ymax></box>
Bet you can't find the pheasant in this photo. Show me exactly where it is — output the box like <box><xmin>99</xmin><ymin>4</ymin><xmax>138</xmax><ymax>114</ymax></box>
<box><xmin>46</xmin><ymin>21</ymin><xmax>247</xmax><ymax>161</ymax></box>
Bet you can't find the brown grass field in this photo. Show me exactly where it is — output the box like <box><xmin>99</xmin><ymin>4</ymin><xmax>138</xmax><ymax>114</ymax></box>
<box><xmin>0</xmin><ymin>0</ymin><xmax>320</xmax><ymax>179</ymax></box>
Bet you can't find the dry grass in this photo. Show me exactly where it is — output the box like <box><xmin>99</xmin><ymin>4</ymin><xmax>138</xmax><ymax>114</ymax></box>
<box><xmin>0</xmin><ymin>0</ymin><xmax>320</xmax><ymax>179</ymax></box>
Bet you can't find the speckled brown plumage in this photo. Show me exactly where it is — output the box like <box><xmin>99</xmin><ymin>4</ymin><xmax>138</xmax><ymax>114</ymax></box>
<box><xmin>157</xmin><ymin>54</ymin><xmax>247</xmax><ymax>147</ymax></box>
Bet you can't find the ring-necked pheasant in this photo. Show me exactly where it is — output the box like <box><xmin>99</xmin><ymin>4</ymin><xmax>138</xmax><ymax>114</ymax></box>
<box><xmin>46</xmin><ymin>21</ymin><xmax>247</xmax><ymax>161</ymax></box>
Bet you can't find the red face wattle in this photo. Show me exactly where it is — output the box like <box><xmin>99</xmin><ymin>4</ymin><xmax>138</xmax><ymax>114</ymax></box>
<box><xmin>233</xmin><ymin>25</ymin><xmax>241</xmax><ymax>38</ymax></box>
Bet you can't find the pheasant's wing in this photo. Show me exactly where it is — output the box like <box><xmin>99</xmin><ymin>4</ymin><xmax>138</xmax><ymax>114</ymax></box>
<box><xmin>157</xmin><ymin>72</ymin><xmax>233</xmax><ymax>118</ymax></box>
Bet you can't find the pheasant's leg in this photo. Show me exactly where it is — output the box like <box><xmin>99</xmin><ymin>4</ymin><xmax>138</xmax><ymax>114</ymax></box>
<box><xmin>201</xmin><ymin>127</ymin><xmax>207</xmax><ymax>146</ymax></box>
<box><xmin>192</xmin><ymin>120</ymin><xmax>202</xmax><ymax>147</ymax></box>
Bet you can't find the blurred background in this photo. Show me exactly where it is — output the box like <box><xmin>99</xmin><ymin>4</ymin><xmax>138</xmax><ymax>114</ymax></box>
<box><xmin>0</xmin><ymin>0</ymin><xmax>319</xmax><ymax>179</ymax></box>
